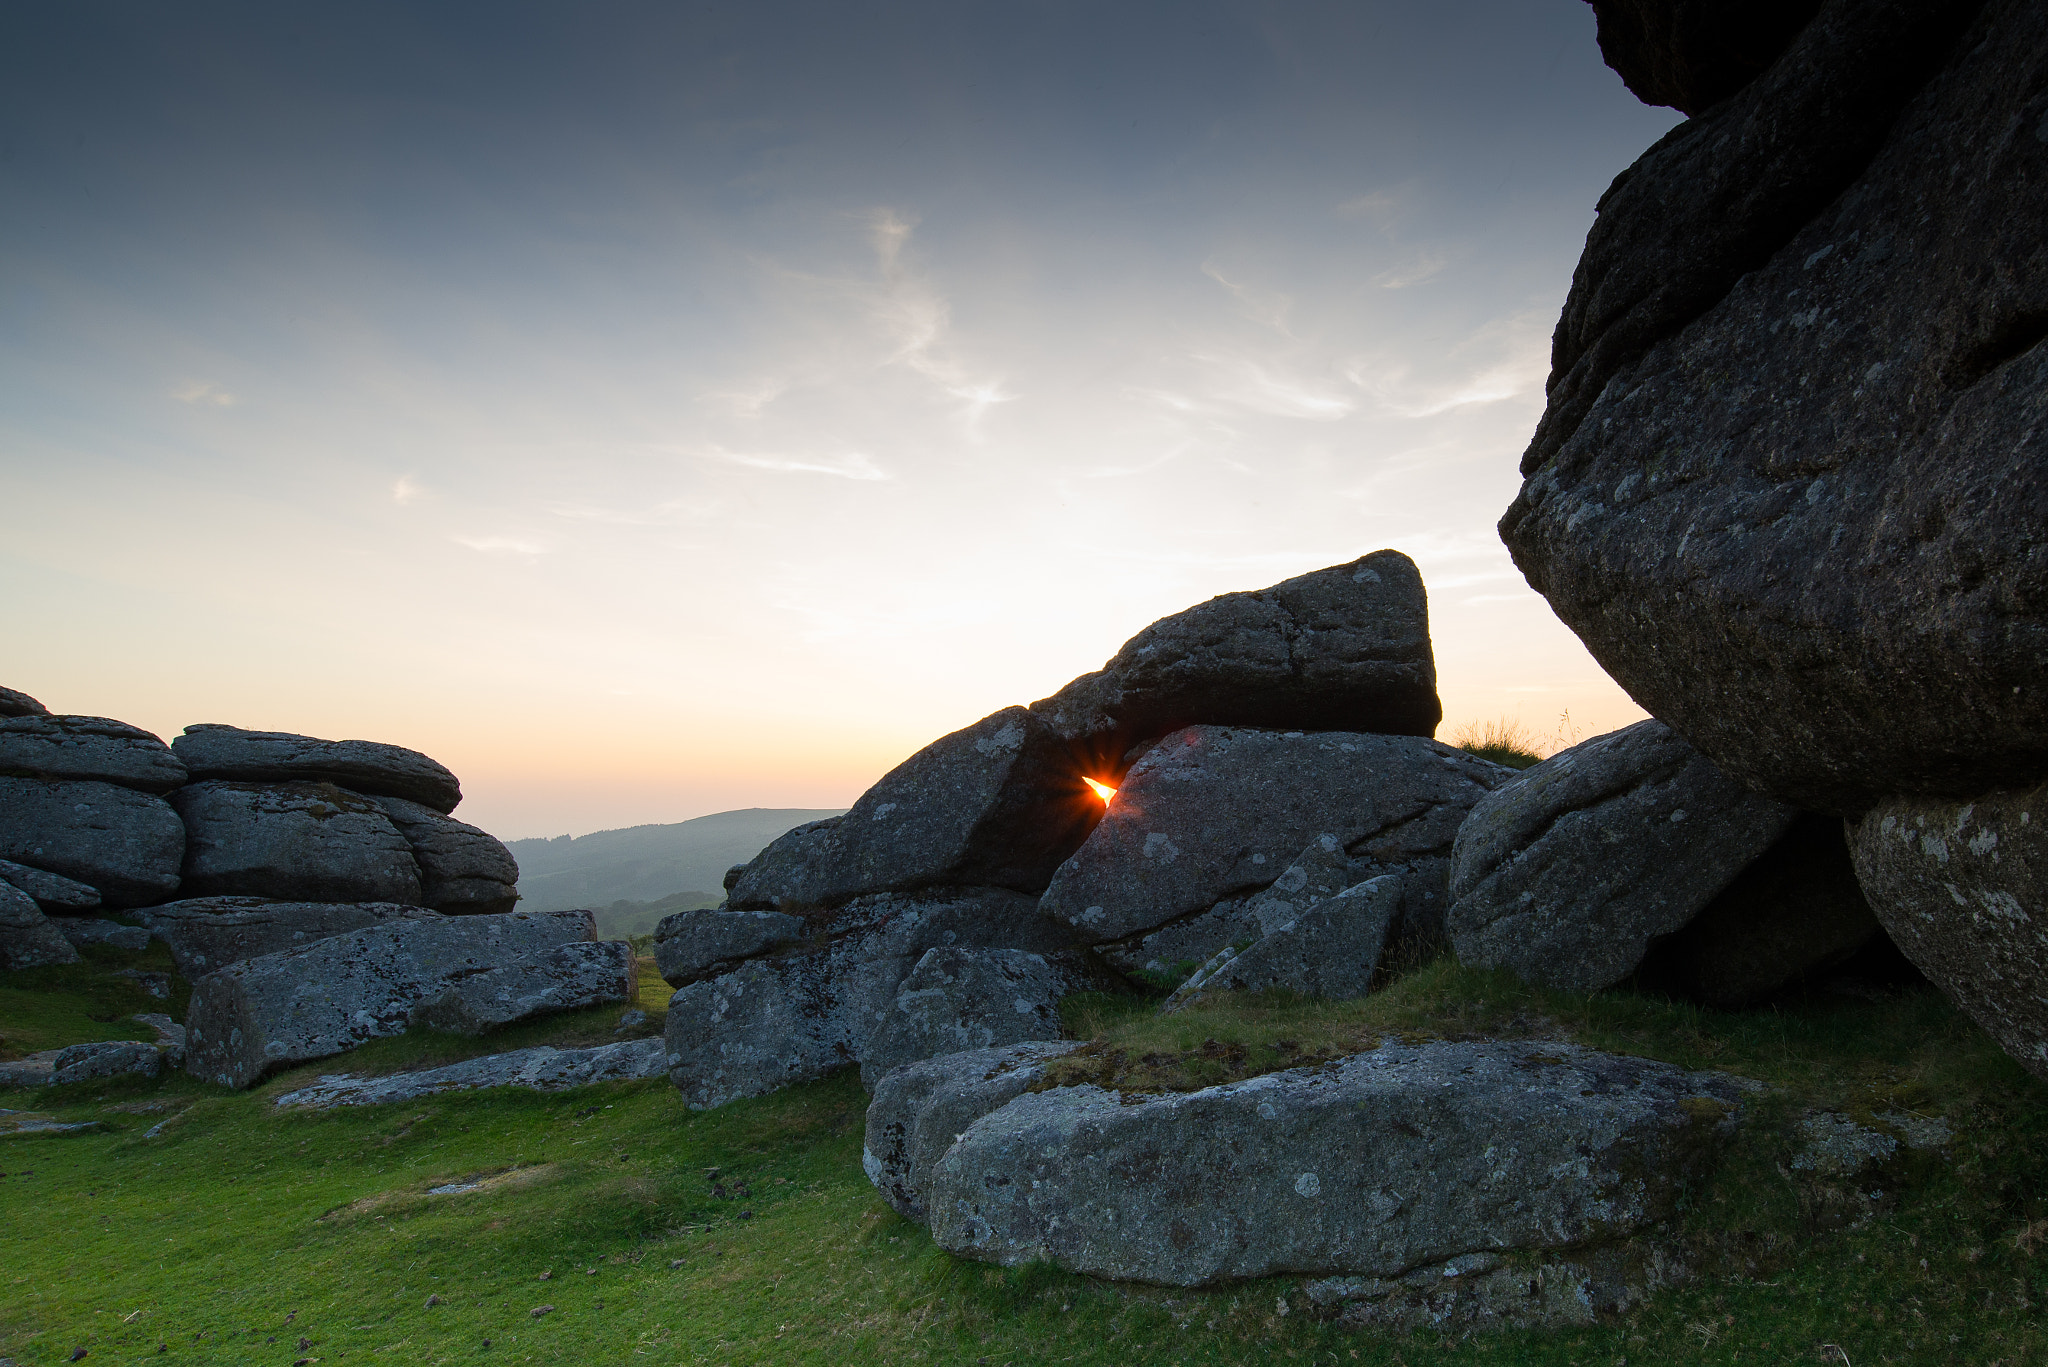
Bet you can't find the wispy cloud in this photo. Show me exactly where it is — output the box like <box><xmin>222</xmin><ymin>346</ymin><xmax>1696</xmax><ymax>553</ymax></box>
<box><xmin>1201</xmin><ymin>261</ymin><xmax>1294</xmax><ymax>334</ymax></box>
<box><xmin>856</xmin><ymin>209</ymin><xmax>1017</xmax><ymax>431</ymax></box>
<box><xmin>1346</xmin><ymin>311</ymin><xmax>1550</xmax><ymax>417</ymax></box>
<box><xmin>453</xmin><ymin>533</ymin><xmax>549</xmax><ymax>554</ymax></box>
<box><xmin>698</xmin><ymin>377</ymin><xmax>787</xmax><ymax>419</ymax></box>
<box><xmin>1370</xmin><ymin>250</ymin><xmax>1447</xmax><ymax>289</ymax></box>
<box><xmin>703</xmin><ymin>444</ymin><xmax>891</xmax><ymax>481</ymax></box>
<box><xmin>170</xmin><ymin>381</ymin><xmax>237</xmax><ymax>407</ymax></box>
<box><xmin>392</xmin><ymin>474</ymin><xmax>426</xmax><ymax>505</ymax></box>
<box><xmin>1192</xmin><ymin>353</ymin><xmax>1354</xmax><ymax>420</ymax></box>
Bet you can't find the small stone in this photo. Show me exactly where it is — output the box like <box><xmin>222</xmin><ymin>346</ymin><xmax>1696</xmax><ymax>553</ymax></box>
<box><xmin>530</xmin><ymin>1304</ymin><xmax>554</xmax><ymax>1318</ymax></box>
<box><xmin>537</xmin><ymin>1270</ymin><xmax>552</xmax><ymax>1280</ymax></box>
<box><xmin>424</xmin><ymin>1293</ymin><xmax>441</xmax><ymax>1307</ymax></box>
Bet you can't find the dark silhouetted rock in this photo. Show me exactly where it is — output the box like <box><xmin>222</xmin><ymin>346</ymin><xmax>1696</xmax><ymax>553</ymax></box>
<box><xmin>173</xmin><ymin>781</ymin><xmax>422</xmax><ymax>904</ymax></box>
<box><xmin>0</xmin><ymin>777</ymin><xmax>184</xmax><ymax>907</ymax></box>
<box><xmin>0</xmin><ymin>879</ymin><xmax>80</xmax><ymax>969</ymax></box>
<box><xmin>1587</xmin><ymin>0</ymin><xmax>1823</xmax><ymax>116</ymax></box>
<box><xmin>137</xmin><ymin>897</ymin><xmax>443</xmax><ymax>976</ymax></box>
<box><xmin>727</xmin><ymin>708</ymin><xmax>1102</xmax><ymax>910</ymax></box>
<box><xmin>51</xmin><ymin>1039</ymin><xmax>162</xmax><ymax>1085</ymax></box>
<box><xmin>1041</xmin><ymin>728</ymin><xmax>1507</xmax><ymax>945</ymax></box>
<box><xmin>0</xmin><ymin>858</ymin><xmax>101</xmax><ymax>912</ymax></box>
<box><xmin>183</xmin><ymin>909</ymin><xmax>634</xmax><ymax>1089</ymax></box>
<box><xmin>1165</xmin><ymin>874</ymin><xmax>1402</xmax><ymax>1012</ymax></box>
<box><xmin>652</xmin><ymin>907</ymin><xmax>806</xmax><ymax>987</ymax></box>
<box><xmin>172</xmin><ymin>724</ymin><xmax>463</xmax><ymax>813</ymax></box>
<box><xmin>54</xmin><ymin>918</ymin><xmax>151</xmax><ymax>953</ymax></box>
<box><xmin>925</xmin><ymin>1039</ymin><xmax>1748</xmax><ymax>1286</ymax></box>
<box><xmin>863</xmin><ymin>1041</ymin><xmax>1082</xmax><ymax>1224</ymax></box>
<box><xmin>0</xmin><ymin>715</ymin><xmax>187</xmax><ymax>793</ymax></box>
<box><xmin>0</xmin><ymin>685</ymin><xmax>48</xmax><ymax>718</ymax></box>
<box><xmin>859</xmin><ymin>947</ymin><xmax>1106</xmax><ymax>1090</ymax></box>
<box><xmin>1849</xmin><ymin>782</ymin><xmax>2048</xmax><ymax>1079</ymax></box>
<box><xmin>1030</xmin><ymin>552</ymin><xmax>1440</xmax><ymax>760</ymax></box>
<box><xmin>273</xmin><ymin>1037</ymin><xmax>667</xmax><ymax>1108</ymax></box>
<box><xmin>371</xmin><ymin>796</ymin><xmax>518</xmax><ymax>914</ymax></box>
<box><xmin>1446</xmin><ymin>721</ymin><xmax>1795</xmax><ymax>992</ymax></box>
<box><xmin>1503</xmin><ymin>0</ymin><xmax>2036</xmax><ymax>812</ymax></box>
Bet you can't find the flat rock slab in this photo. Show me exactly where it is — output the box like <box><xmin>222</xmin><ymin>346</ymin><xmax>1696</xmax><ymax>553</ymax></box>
<box><xmin>653</xmin><ymin>907</ymin><xmax>806</xmax><ymax>987</ymax></box>
<box><xmin>173</xmin><ymin>724</ymin><xmax>463</xmax><ymax>813</ymax></box>
<box><xmin>1164</xmin><ymin>874</ymin><xmax>1402</xmax><ymax>1012</ymax></box>
<box><xmin>372</xmin><ymin>796</ymin><xmax>519</xmax><ymax>914</ymax></box>
<box><xmin>1041</xmin><ymin>728</ymin><xmax>1508</xmax><ymax>944</ymax></box>
<box><xmin>139</xmin><ymin>897</ymin><xmax>443</xmax><ymax>976</ymax></box>
<box><xmin>1850</xmin><ymin>781</ymin><xmax>2048</xmax><ymax>1079</ymax></box>
<box><xmin>0</xmin><ymin>1109</ymin><xmax>106</xmax><ymax>1136</ymax></box>
<box><xmin>0</xmin><ymin>880</ymin><xmax>80</xmax><ymax>969</ymax></box>
<box><xmin>1030</xmin><ymin>551</ymin><xmax>1441</xmax><ymax>753</ymax></box>
<box><xmin>184</xmin><ymin>909</ymin><xmax>634</xmax><ymax>1089</ymax></box>
<box><xmin>0</xmin><ymin>858</ymin><xmax>101</xmax><ymax>911</ymax></box>
<box><xmin>54</xmin><ymin>918</ymin><xmax>151</xmax><ymax>952</ymax></box>
<box><xmin>1447</xmin><ymin>721</ymin><xmax>1795</xmax><ymax>992</ymax></box>
<box><xmin>728</xmin><ymin>706</ymin><xmax>1102</xmax><ymax>911</ymax></box>
<box><xmin>0</xmin><ymin>715</ymin><xmax>186</xmax><ymax>793</ymax></box>
<box><xmin>272</xmin><ymin>1037</ymin><xmax>667</xmax><ymax>1108</ymax></box>
<box><xmin>51</xmin><ymin>1040</ymin><xmax>162</xmax><ymax>1085</ymax></box>
<box><xmin>0</xmin><ymin>1054</ymin><xmax>59</xmax><ymax>1089</ymax></box>
<box><xmin>173</xmin><ymin>781</ymin><xmax>423</xmax><ymax>904</ymax></box>
<box><xmin>863</xmin><ymin>1041</ymin><xmax>1083</xmax><ymax>1224</ymax></box>
<box><xmin>859</xmin><ymin>947</ymin><xmax>1103</xmax><ymax>1091</ymax></box>
<box><xmin>0</xmin><ymin>777</ymin><xmax>185</xmax><ymax>907</ymax></box>
<box><xmin>927</xmin><ymin>1039</ymin><xmax>1750</xmax><ymax>1286</ymax></box>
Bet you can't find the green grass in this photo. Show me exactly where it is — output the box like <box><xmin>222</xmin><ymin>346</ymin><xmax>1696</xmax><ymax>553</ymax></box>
<box><xmin>3</xmin><ymin>955</ymin><xmax>2047</xmax><ymax>1364</ymax></box>
<box><xmin>1448</xmin><ymin>716</ymin><xmax>1545</xmax><ymax>769</ymax></box>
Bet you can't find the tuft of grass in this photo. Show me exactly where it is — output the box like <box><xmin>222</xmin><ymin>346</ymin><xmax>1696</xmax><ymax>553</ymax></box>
<box><xmin>1449</xmin><ymin>715</ymin><xmax>1546</xmax><ymax>768</ymax></box>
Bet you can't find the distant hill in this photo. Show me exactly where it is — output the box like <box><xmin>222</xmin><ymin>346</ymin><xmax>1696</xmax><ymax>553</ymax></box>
<box><xmin>589</xmin><ymin>889</ymin><xmax>724</xmax><ymax>941</ymax></box>
<box><xmin>506</xmin><ymin>808</ymin><xmax>844</xmax><ymax>915</ymax></box>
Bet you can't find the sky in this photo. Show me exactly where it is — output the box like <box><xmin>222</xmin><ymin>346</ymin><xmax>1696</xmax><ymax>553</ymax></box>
<box><xmin>0</xmin><ymin>1</ymin><xmax>1675</xmax><ymax>841</ymax></box>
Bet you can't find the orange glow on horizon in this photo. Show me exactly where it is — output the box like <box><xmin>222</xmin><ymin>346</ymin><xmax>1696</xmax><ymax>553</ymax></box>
<box><xmin>1083</xmin><ymin>776</ymin><xmax>1117</xmax><ymax>803</ymax></box>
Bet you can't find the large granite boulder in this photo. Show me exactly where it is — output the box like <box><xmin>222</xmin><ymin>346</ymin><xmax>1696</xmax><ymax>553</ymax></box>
<box><xmin>1164</xmin><ymin>874</ymin><xmax>1403</xmax><ymax>1012</ymax></box>
<box><xmin>1586</xmin><ymin>0</ymin><xmax>1824</xmax><ymax>116</ymax></box>
<box><xmin>183</xmin><ymin>909</ymin><xmax>634</xmax><ymax>1089</ymax></box>
<box><xmin>1446</xmin><ymin>721</ymin><xmax>1795</xmax><ymax>992</ymax></box>
<box><xmin>663</xmin><ymin>887</ymin><xmax>1072</xmax><ymax>1109</ymax></box>
<box><xmin>0</xmin><ymin>715</ymin><xmax>187</xmax><ymax>793</ymax></box>
<box><xmin>370</xmin><ymin>796</ymin><xmax>518</xmax><ymax>914</ymax></box>
<box><xmin>1040</xmin><ymin>727</ymin><xmax>1508</xmax><ymax>946</ymax></box>
<box><xmin>1029</xmin><ymin>552</ymin><xmax>1441</xmax><ymax>761</ymax></box>
<box><xmin>1501</xmin><ymin>0</ymin><xmax>2041</xmax><ymax>812</ymax></box>
<box><xmin>863</xmin><ymin>1040</ymin><xmax>1083</xmax><ymax>1223</ymax></box>
<box><xmin>652</xmin><ymin>907</ymin><xmax>807</xmax><ymax>987</ymax></box>
<box><xmin>173</xmin><ymin>781</ymin><xmax>422</xmax><ymax>904</ymax></box>
<box><xmin>0</xmin><ymin>777</ymin><xmax>185</xmax><ymax>907</ymax></box>
<box><xmin>172</xmin><ymin>724</ymin><xmax>463</xmax><ymax>813</ymax></box>
<box><xmin>0</xmin><ymin>686</ymin><xmax>48</xmax><ymax>719</ymax></box>
<box><xmin>925</xmin><ymin>1039</ymin><xmax>1749</xmax><ymax>1286</ymax></box>
<box><xmin>137</xmin><ymin>897</ymin><xmax>443</xmax><ymax>976</ymax></box>
<box><xmin>1849</xmin><ymin>782</ymin><xmax>2048</xmax><ymax>1079</ymax></box>
<box><xmin>728</xmin><ymin>707</ymin><xmax>1102</xmax><ymax>911</ymax></box>
<box><xmin>0</xmin><ymin>879</ymin><xmax>80</xmax><ymax>969</ymax></box>
<box><xmin>858</xmin><ymin>947</ymin><xmax>1104</xmax><ymax>1090</ymax></box>
<box><xmin>0</xmin><ymin>858</ymin><xmax>101</xmax><ymax>912</ymax></box>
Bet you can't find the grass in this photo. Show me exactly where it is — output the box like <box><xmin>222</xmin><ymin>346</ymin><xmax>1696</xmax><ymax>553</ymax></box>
<box><xmin>3</xmin><ymin>951</ymin><xmax>2047</xmax><ymax>1364</ymax></box>
<box><xmin>1447</xmin><ymin>716</ymin><xmax>1545</xmax><ymax>769</ymax></box>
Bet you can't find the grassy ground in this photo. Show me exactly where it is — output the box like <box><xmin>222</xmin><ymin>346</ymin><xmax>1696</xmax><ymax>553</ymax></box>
<box><xmin>3</xmin><ymin>951</ymin><xmax>2047</xmax><ymax>1364</ymax></box>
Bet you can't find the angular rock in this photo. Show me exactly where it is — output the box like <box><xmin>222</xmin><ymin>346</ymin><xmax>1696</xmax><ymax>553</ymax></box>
<box><xmin>0</xmin><ymin>685</ymin><xmax>49</xmax><ymax>718</ymax></box>
<box><xmin>183</xmin><ymin>909</ymin><xmax>635</xmax><ymax>1089</ymax></box>
<box><xmin>371</xmin><ymin>796</ymin><xmax>518</xmax><ymax>914</ymax></box>
<box><xmin>0</xmin><ymin>715</ymin><xmax>187</xmax><ymax>793</ymax></box>
<box><xmin>652</xmin><ymin>907</ymin><xmax>806</xmax><ymax>987</ymax></box>
<box><xmin>1446</xmin><ymin>721</ymin><xmax>1796</xmax><ymax>992</ymax></box>
<box><xmin>51</xmin><ymin>1040</ymin><xmax>162</xmax><ymax>1085</ymax></box>
<box><xmin>1041</xmin><ymin>728</ymin><xmax>1508</xmax><ymax>945</ymax></box>
<box><xmin>272</xmin><ymin>1037</ymin><xmax>668</xmax><ymax>1108</ymax></box>
<box><xmin>1502</xmin><ymin>0</ymin><xmax>2042</xmax><ymax>812</ymax></box>
<box><xmin>1849</xmin><ymin>782</ymin><xmax>2048</xmax><ymax>1079</ymax></box>
<box><xmin>727</xmin><ymin>707</ymin><xmax>1102</xmax><ymax>911</ymax></box>
<box><xmin>1164</xmin><ymin>875</ymin><xmax>1402</xmax><ymax>1013</ymax></box>
<box><xmin>54</xmin><ymin>918</ymin><xmax>152</xmax><ymax>953</ymax></box>
<box><xmin>0</xmin><ymin>858</ymin><xmax>101</xmax><ymax>912</ymax></box>
<box><xmin>173</xmin><ymin>781</ymin><xmax>422</xmax><ymax>904</ymax></box>
<box><xmin>1637</xmin><ymin>813</ymin><xmax>1882</xmax><ymax>1006</ymax></box>
<box><xmin>1030</xmin><ymin>552</ymin><xmax>1441</xmax><ymax>758</ymax></box>
<box><xmin>0</xmin><ymin>1052</ymin><xmax>59</xmax><ymax>1087</ymax></box>
<box><xmin>0</xmin><ymin>777</ymin><xmax>184</xmax><ymax>906</ymax></box>
<box><xmin>1587</xmin><ymin>0</ymin><xmax>1824</xmax><ymax>116</ymax></box>
<box><xmin>859</xmin><ymin>948</ymin><xmax>1105</xmax><ymax>1091</ymax></box>
<box><xmin>664</xmin><ymin>887</ymin><xmax>1072</xmax><ymax>1108</ymax></box>
<box><xmin>133</xmin><ymin>1012</ymin><xmax>186</xmax><ymax>1067</ymax></box>
<box><xmin>0</xmin><ymin>879</ymin><xmax>80</xmax><ymax>969</ymax></box>
<box><xmin>172</xmin><ymin>724</ymin><xmax>463</xmax><ymax>813</ymax></box>
<box><xmin>137</xmin><ymin>897</ymin><xmax>443</xmax><ymax>976</ymax></box>
<box><xmin>926</xmin><ymin>1039</ymin><xmax>1748</xmax><ymax>1286</ymax></box>
<box><xmin>863</xmin><ymin>1040</ymin><xmax>1083</xmax><ymax>1224</ymax></box>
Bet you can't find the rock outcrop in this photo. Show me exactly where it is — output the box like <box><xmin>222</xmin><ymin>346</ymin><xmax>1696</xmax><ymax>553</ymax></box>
<box><xmin>859</xmin><ymin>947</ymin><xmax>1104</xmax><ymax>1090</ymax></box>
<box><xmin>0</xmin><ymin>858</ymin><xmax>102</xmax><ymax>912</ymax></box>
<box><xmin>1164</xmin><ymin>874</ymin><xmax>1403</xmax><ymax>1012</ymax></box>
<box><xmin>172</xmin><ymin>724</ymin><xmax>463</xmax><ymax>813</ymax></box>
<box><xmin>51</xmin><ymin>1039</ymin><xmax>163</xmax><ymax>1085</ymax></box>
<box><xmin>273</xmin><ymin>1037</ymin><xmax>668</xmax><ymax>1108</ymax></box>
<box><xmin>0</xmin><ymin>879</ymin><xmax>80</xmax><ymax>969</ymax></box>
<box><xmin>1586</xmin><ymin>0</ymin><xmax>1824</xmax><ymax>117</ymax></box>
<box><xmin>0</xmin><ymin>777</ymin><xmax>185</xmax><ymax>907</ymax></box>
<box><xmin>0</xmin><ymin>686</ymin><xmax>48</xmax><ymax>719</ymax></box>
<box><xmin>370</xmin><ymin>796</ymin><xmax>519</xmax><ymax>914</ymax></box>
<box><xmin>0</xmin><ymin>715</ymin><xmax>187</xmax><ymax>793</ymax></box>
<box><xmin>652</xmin><ymin>907</ymin><xmax>807</xmax><ymax>987</ymax></box>
<box><xmin>138</xmin><ymin>897</ymin><xmax>444</xmax><ymax>976</ymax></box>
<box><xmin>173</xmin><ymin>781</ymin><xmax>423</xmax><ymax>904</ymax></box>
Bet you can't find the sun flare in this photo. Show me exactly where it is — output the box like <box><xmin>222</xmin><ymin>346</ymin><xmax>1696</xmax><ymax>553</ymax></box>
<box><xmin>1082</xmin><ymin>776</ymin><xmax>1117</xmax><ymax>802</ymax></box>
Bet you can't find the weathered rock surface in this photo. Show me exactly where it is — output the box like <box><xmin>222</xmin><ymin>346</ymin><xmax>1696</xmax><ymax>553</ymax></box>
<box><xmin>138</xmin><ymin>897</ymin><xmax>443</xmax><ymax>976</ymax></box>
<box><xmin>1638</xmin><ymin>813</ymin><xmax>1881</xmax><ymax>1005</ymax></box>
<box><xmin>173</xmin><ymin>724</ymin><xmax>463</xmax><ymax>813</ymax></box>
<box><xmin>371</xmin><ymin>795</ymin><xmax>519</xmax><ymax>915</ymax></box>
<box><xmin>51</xmin><ymin>1039</ymin><xmax>162</xmax><ymax>1085</ymax></box>
<box><xmin>1503</xmin><ymin>0</ymin><xmax>2041</xmax><ymax>812</ymax></box>
<box><xmin>927</xmin><ymin>1039</ymin><xmax>1748</xmax><ymax>1286</ymax></box>
<box><xmin>0</xmin><ymin>879</ymin><xmax>80</xmax><ymax>969</ymax></box>
<box><xmin>1849</xmin><ymin>782</ymin><xmax>2048</xmax><ymax>1079</ymax></box>
<box><xmin>1305</xmin><ymin>1243</ymin><xmax>1685</xmax><ymax>1334</ymax></box>
<box><xmin>0</xmin><ymin>858</ymin><xmax>102</xmax><ymax>911</ymax></box>
<box><xmin>1030</xmin><ymin>552</ymin><xmax>1441</xmax><ymax>757</ymax></box>
<box><xmin>1164</xmin><ymin>875</ymin><xmax>1402</xmax><ymax>1012</ymax></box>
<box><xmin>0</xmin><ymin>1052</ymin><xmax>60</xmax><ymax>1087</ymax></box>
<box><xmin>272</xmin><ymin>1037</ymin><xmax>667</xmax><ymax>1108</ymax></box>
<box><xmin>652</xmin><ymin>907</ymin><xmax>806</xmax><ymax>987</ymax></box>
<box><xmin>1587</xmin><ymin>0</ymin><xmax>1823</xmax><ymax>116</ymax></box>
<box><xmin>1041</xmin><ymin>728</ymin><xmax>1508</xmax><ymax>945</ymax></box>
<box><xmin>0</xmin><ymin>777</ymin><xmax>185</xmax><ymax>906</ymax></box>
<box><xmin>173</xmin><ymin>781</ymin><xmax>423</xmax><ymax>904</ymax></box>
<box><xmin>0</xmin><ymin>685</ymin><xmax>49</xmax><ymax>718</ymax></box>
<box><xmin>664</xmin><ymin>887</ymin><xmax>1071</xmax><ymax>1109</ymax></box>
<box><xmin>863</xmin><ymin>1040</ymin><xmax>1083</xmax><ymax>1224</ymax></box>
<box><xmin>0</xmin><ymin>715</ymin><xmax>187</xmax><ymax>793</ymax></box>
<box><xmin>859</xmin><ymin>948</ymin><xmax>1103</xmax><ymax>1090</ymax></box>
<box><xmin>184</xmin><ymin>909</ymin><xmax>635</xmax><ymax>1089</ymax></box>
<box><xmin>728</xmin><ymin>707</ymin><xmax>1102</xmax><ymax>911</ymax></box>
<box><xmin>1447</xmin><ymin>721</ymin><xmax>1795</xmax><ymax>992</ymax></box>
<box><xmin>54</xmin><ymin>918</ymin><xmax>152</xmax><ymax>952</ymax></box>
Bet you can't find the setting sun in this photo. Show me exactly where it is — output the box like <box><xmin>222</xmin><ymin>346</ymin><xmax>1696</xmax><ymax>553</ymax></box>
<box><xmin>1082</xmin><ymin>777</ymin><xmax>1117</xmax><ymax>803</ymax></box>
